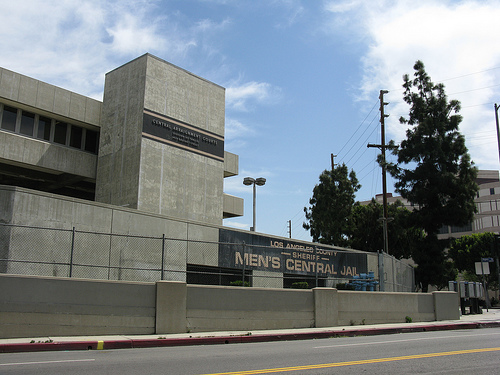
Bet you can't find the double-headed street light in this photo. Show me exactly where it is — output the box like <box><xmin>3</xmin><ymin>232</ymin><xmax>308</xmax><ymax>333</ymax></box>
<box><xmin>243</xmin><ymin>177</ymin><xmax>266</xmax><ymax>232</ymax></box>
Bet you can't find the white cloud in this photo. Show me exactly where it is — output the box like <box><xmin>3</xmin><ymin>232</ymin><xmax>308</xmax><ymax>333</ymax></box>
<box><xmin>226</xmin><ymin>81</ymin><xmax>281</xmax><ymax>111</ymax></box>
<box><xmin>105</xmin><ymin>13</ymin><xmax>166</xmax><ymax>55</ymax></box>
<box><xmin>225</xmin><ymin>118</ymin><xmax>253</xmax><ymax>139</ymax></box>
<box><xmin>0</xmin><ymin>0</ymin><xmax>216</xmax><ymax>99</ymax></box>
<box><xmin>324</xmin><ymin>0</ymin><xmax>500</xmax><ymax>170</ymax></box>
<box><xmin>271</xmin><ymin>0</ymin><xmax>305</xmax><ymax>28</ymax></box>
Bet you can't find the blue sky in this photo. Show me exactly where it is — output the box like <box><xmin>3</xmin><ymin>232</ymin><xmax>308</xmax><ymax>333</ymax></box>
<box><xmin>1</xmin><ymin>0</ymin><xmax>500</xmax><ymax>242</ymax></box>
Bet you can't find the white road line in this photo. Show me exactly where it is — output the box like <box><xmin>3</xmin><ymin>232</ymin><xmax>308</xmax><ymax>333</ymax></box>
<box><xmin>0</xmin><ymin>359</ymin><xmax>95</xmax><ymax>367</ymax></box>
<box><xmin>314</xmin><ymin>331</ymin><xmax>500</xmax><ymax>349</ymax></box>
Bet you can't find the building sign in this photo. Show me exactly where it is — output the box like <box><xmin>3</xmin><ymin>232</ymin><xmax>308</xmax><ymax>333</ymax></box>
<box><xmin>219</xmin><ymin>229</ymin><xmax>367</xmax><ymax>278</ymax></box>
<box><xmin>142</xmin><ymin>109</ymin><xmax>224</xmax><ymax>161</ymax></box>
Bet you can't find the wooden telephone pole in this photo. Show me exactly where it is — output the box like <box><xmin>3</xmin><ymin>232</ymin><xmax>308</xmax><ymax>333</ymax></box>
<box><xmin>367</xmin><ymin>90</ymin><xmax>392</xmax><ymax>255</ymax></box>
<box><xmin>331</xmin><ymin>154</ymin><xmax>337</xmax><ymax>170</ymax></box>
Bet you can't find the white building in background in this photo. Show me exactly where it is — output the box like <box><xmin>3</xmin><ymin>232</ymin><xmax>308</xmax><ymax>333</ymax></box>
<box><xmin>368</xmin><ymin>170</ymin><xmax>500</xmax><ymax>239</ymax></box>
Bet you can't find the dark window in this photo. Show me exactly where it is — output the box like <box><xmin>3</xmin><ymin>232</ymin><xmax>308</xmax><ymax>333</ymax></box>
<box><xmin>490</xmin><ymin>188</ymin><xmax>495</xmax><ymax>195</ymax></box>
<box><xmin>69</xmin><ymin>125</ymin><xmax>83</xmax><ymax>149</ymax></box>
<box><xmin>450</xmin><ymin>223</ymin><xmax>472</xmax><ymax>233</ymax></box>
<box><xmin>1</xmin><ymin>106</ymin><xmax>17</xmax><ymax>131</ymax></box>
<box><xmin>438</xmin><ymin>225</ymin><xmax>449</xmax><ymax>235</ymax></box>
<box><xmin>186</xmin><ymin>264</ymin><xmax>252</xmax><ymax>286</ymax></box>
<box><xmin>37</xmin><ymin>116</ymin><xmax>51</xmax><ymax>140</ymax></box>
<box><xmin>20</xmin><ymin>111</ymin><xmax>35</xmax><ymax>136</ymax></box>
<box><xmin>53</xmin><ymin>121</ymin><xmax>67</xmax><ymax>145</ymax></box>
<box><xmin>84</xmin><ymin>129</ymin><xmax>99</xmax><ymax>153</ymax></box>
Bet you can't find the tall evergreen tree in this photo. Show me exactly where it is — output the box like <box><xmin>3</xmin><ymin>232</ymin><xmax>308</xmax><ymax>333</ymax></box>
<box><xmin>303</xmin><ymin>163</ymin><xmax>360</xmax><ymax>247</ymax></box>
<box><xmin>386</xmin><ymin>60</ymin><xmax>478</xmax><ymax>291</ymax></box>
<box><xmin>348</xmin><ymin>199</ymin><xmax>423</xmax><ymax>259</ymax></box>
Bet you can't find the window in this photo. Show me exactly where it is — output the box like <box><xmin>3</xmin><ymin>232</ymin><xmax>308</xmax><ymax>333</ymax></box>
<box><xmin>84</xmin><ymin>129</ymin><xmax>99</xmax><ymax>153</ymax></box>
<box><xmin>450</xmin><ymin>223</ymin><xmax>472</xmax><ymax>233</ymax></box>
<box><xmin>53</xmin><ymin>121</ymin><xmax>68</xmax><ymax>145</ymax></box>
<box><xmin>37</xmin><ymin>116</ymin><xmax>51</xmax><ymax>141</ymax></box>
<box><xmin>490</xmin><ymin>188</ymin><xmax>495</xmax><ymax>195</ymax></box>
<box><xmin>69</xmin><ymin>125</ymin><xmax>83</xmax><ymax>149</ymax></box>
<box><xmin>1</xmin><ymin>106</ymin><xmax>17</xmax><ymax>132</ymax></box>
<box><xmin>20</xmin><ymin>111</ymin><xmax>35</xmax><ymax>136</ymax></box>
<box><xmin>0</xmin><ymin>102</ymin><xmax>99</xmax><ymax>154</ymax></box>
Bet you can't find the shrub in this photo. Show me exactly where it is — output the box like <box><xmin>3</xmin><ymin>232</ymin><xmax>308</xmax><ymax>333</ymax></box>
<box><xmin>291</xmin><ymin>282</ymin><xmax>310</xmax><ymax>289</ymax></box>
<box><xmin>230</xmin><ymin>280</ymin><xmax>250</xmax><ymax>287</ymax></box>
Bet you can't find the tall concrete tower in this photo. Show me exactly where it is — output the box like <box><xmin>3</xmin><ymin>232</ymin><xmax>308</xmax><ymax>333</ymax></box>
<box><xmin>96</xmin><ymin>54</ymin><xmax>226</xmax><ymax>225</ymax></box>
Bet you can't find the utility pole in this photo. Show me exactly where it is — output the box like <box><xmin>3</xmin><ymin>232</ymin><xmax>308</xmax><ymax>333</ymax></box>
<box><xmin>288</xmin><ymin>220</ymin><xmax>292</xmax><ymax>239</ymax></box>
<box><xmin>331</xmin><ymin>154</ymin><xmax>337</xmax><ymax>171</ymax></box>
<box><xmin>495</xmin><ymin>104</ymin><xmax>500</xmax><ymax>164</ymax></box>
<box><xmin>367</xmin><ymin>90</ymin><xmax>392</xmax><ymax>255</ymax></box>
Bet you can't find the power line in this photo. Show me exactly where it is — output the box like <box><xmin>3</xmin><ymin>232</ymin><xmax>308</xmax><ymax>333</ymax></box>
<box><xmin>336</xmin><ymin>100</ymin><xmax>379</xmax><ymax>159</ymax></box>
<box><xmin>339</xmin><ymin>110</ymin><xmax>380</xmax><ymax>164</ymax></box>
<box><xmin>345</xmin><ymin>114</ymin><xmax>380</xmax><ymax>166</ymax></box>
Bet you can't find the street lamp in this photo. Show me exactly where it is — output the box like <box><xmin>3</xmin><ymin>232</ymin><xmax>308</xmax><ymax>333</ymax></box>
<box><xmin>243</xmin><ymin>177</ymin><xmax>266</xmax><ymax>231</ymax></box>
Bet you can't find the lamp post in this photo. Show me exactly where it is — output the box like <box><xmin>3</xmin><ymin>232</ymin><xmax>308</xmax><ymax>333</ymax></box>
<box><xmin>243</xmin><ymin>177</ymin><xmax>266</xmax><ymax>231</ymax></box>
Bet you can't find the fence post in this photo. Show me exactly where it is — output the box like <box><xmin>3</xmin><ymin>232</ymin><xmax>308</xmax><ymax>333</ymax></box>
<box><xmin>378</xmin><ymin>251</ymin><xmax>385</xmax><ymax>291</ymax></box>
<box><xmin>242</xmin><ymin>241</ymin><xmax>246</xmax><ymax>285</ymax></box>
<box><xmin>69</xmin><ymin>227</ymin><xmax>75</xmax><ymax>277</ymax></box>
<box><xmin>161</xmin><ymin>234</ymin><xmax>166</xmax><ymax>280</ymax></box>
<box><xmin>315</xmin><ymin>247</ymin><xmax>318</xmax><ymax>288</ymax></box>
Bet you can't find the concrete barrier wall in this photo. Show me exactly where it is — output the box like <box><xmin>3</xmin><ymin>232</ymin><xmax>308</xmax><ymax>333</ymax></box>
<box><xmin>0</xmin><ymin>274</ymin><xmax>156</xmax><ymax>338</ymax></box>
<box><xmin>185</xmin><ymin>285</ymin><xmax>315</xmax><ymax>332</ymax></box>
<box><xmin>0</xmin><ymin>275</ymin><xmax>459</xmax><ymax>339</ymax></box>
<box><xmin>337</xmin><ymin>291</ymin><xmax>436</xmax><ymax>325</ymax></box>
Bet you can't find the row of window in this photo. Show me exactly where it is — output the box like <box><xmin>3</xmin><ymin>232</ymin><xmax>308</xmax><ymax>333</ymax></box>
<box><xmin>0</xmin><ymin>103</ymin><xmax>99</xmax><ymax>154</ymax></box>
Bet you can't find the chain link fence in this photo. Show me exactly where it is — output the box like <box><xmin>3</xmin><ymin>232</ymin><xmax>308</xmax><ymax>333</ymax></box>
<box><xmin>378</xmin><ymin>252</ymin><xmax>415</xmax><ymax>292</ymax></box>
<box><xmin>0</xmin><ymin>223</ymin><xmax>414</xmax><ymax>291</ymax></box>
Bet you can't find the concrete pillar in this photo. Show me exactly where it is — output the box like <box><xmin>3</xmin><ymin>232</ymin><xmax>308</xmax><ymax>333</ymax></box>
<box><xmin>433</xmin><ymin>291</ymin><xmax>460</xmax><ymax>321</ymax></box>
<box><xmin>313</xmin><ymin>288</ymin><xmax>338</xmax><ymax>327</ymax></box>
<box><xmin>156</xmin><ymin>281</ymin><xmax>187</xmax><ymax>334</ymax></box>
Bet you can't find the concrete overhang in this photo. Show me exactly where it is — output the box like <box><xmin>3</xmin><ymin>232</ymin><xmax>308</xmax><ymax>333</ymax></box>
<box><xmin>224</xmin><ymin>151</ymin><xmax>238</xmax><ymax>178</ymax></box>
<box><xmin>223</xmin><ymin>193</ymin><xmax>244</xmax><ymax>218</ymax></box>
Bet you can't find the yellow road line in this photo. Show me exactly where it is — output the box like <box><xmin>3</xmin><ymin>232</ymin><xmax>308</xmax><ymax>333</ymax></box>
<box><xmin>202</xmin><ymin>347</ymin><xmax>500</xmax><ymax>375</ymax></box>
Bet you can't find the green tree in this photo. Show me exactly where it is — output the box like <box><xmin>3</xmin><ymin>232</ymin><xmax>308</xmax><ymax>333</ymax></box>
<box><xmin>303</xmin><ymin>163</ymin><xmax>360</xmax><ymax>247</ymax></box>
<box><xmin>349</xmin><ymin>199</ymin><xmax>423</xmax><ymax>259</ymax></box>
<box><xmin>386</xmin><ymin>60</ymin><xmax>478</xmax><ymax>292</ymax></box>
<box><xmin>449</xmin><ymin>233</ymin><xmax>498</xmax><ymax>290</ymax></box>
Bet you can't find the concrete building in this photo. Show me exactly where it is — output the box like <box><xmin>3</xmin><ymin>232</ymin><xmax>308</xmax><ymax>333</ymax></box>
<box><xmin>367</xmin><ymin>170</ymin><xmax>500</xmax><ymax>239</ymax></box>
<box><xmin>0</xmin><ymin>54</ymin><xmax>413</xmax><ymax>291</ymax></box>
<box><xmin>0</xmin><ymin>54</ymin><xmax>243</xmax><ymax>222</ymax></box>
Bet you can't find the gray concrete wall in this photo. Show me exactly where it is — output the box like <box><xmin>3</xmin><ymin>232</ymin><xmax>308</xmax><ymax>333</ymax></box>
<box><xmin>1</xmin><ymin>185</ymin><xmax>223</xmax><ymax>282</ymax></box>
<box><xmin>185</xmin><ymin>285</ymin><xmax>315</xmax><ymax>332</ymax></box>
<box><xmin>0</xmin><ymin>274</ymin><xmax>156</xmax><ymax>338</ymax></box>
<box><xmin>0</xmin><ymin>275</ymin><xmax>459</xmax><ymax>339</ymax></box>
<box><xmin>0</xmin><ymin>131</ymin><xmax>97</xmax><ymax>179</ymax></box>
<box><xmin>0</xmin><ymin>67</ymin><xmax>101</xmax><ymax>127</ymax></box>
<box><xmin>337</xmin><ymin>291</ymin><xmax>437</xmax><ymax>325</ymax></box>
<box><xmin>95</xmin><ymin>55</ymin><xmax>146</xmax><ymax>209</ymax></box>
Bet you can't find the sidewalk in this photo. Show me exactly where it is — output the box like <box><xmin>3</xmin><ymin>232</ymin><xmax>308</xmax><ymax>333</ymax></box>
<box><xmin>2</xmin><ymin>309</ymin><xmax>500</xmax><ymax>354</ymax></box>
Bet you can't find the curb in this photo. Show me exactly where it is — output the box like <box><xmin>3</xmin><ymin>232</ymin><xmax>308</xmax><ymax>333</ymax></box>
<box><xmin>1</xmin><ymin>321</ymin><xmax>499</xmax><ymax>354</ymax></box>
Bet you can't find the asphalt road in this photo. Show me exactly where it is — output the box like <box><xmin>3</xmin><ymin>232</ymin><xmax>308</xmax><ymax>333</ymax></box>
<box><xmin>1</xmin><ymin>328</ymin><xmax>499</xmax><ymax>374</ymax></box>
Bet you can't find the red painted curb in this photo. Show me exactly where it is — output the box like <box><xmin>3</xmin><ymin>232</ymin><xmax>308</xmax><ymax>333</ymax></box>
<box><xmin>0</xmin><ymin>341</ymin><xmax>99</xmax><ymax>353</ymax></box>
<box><xmin>1</xmin><ymin>321</ymin><xmax>499</xmax><ymax>354</ymax></box>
